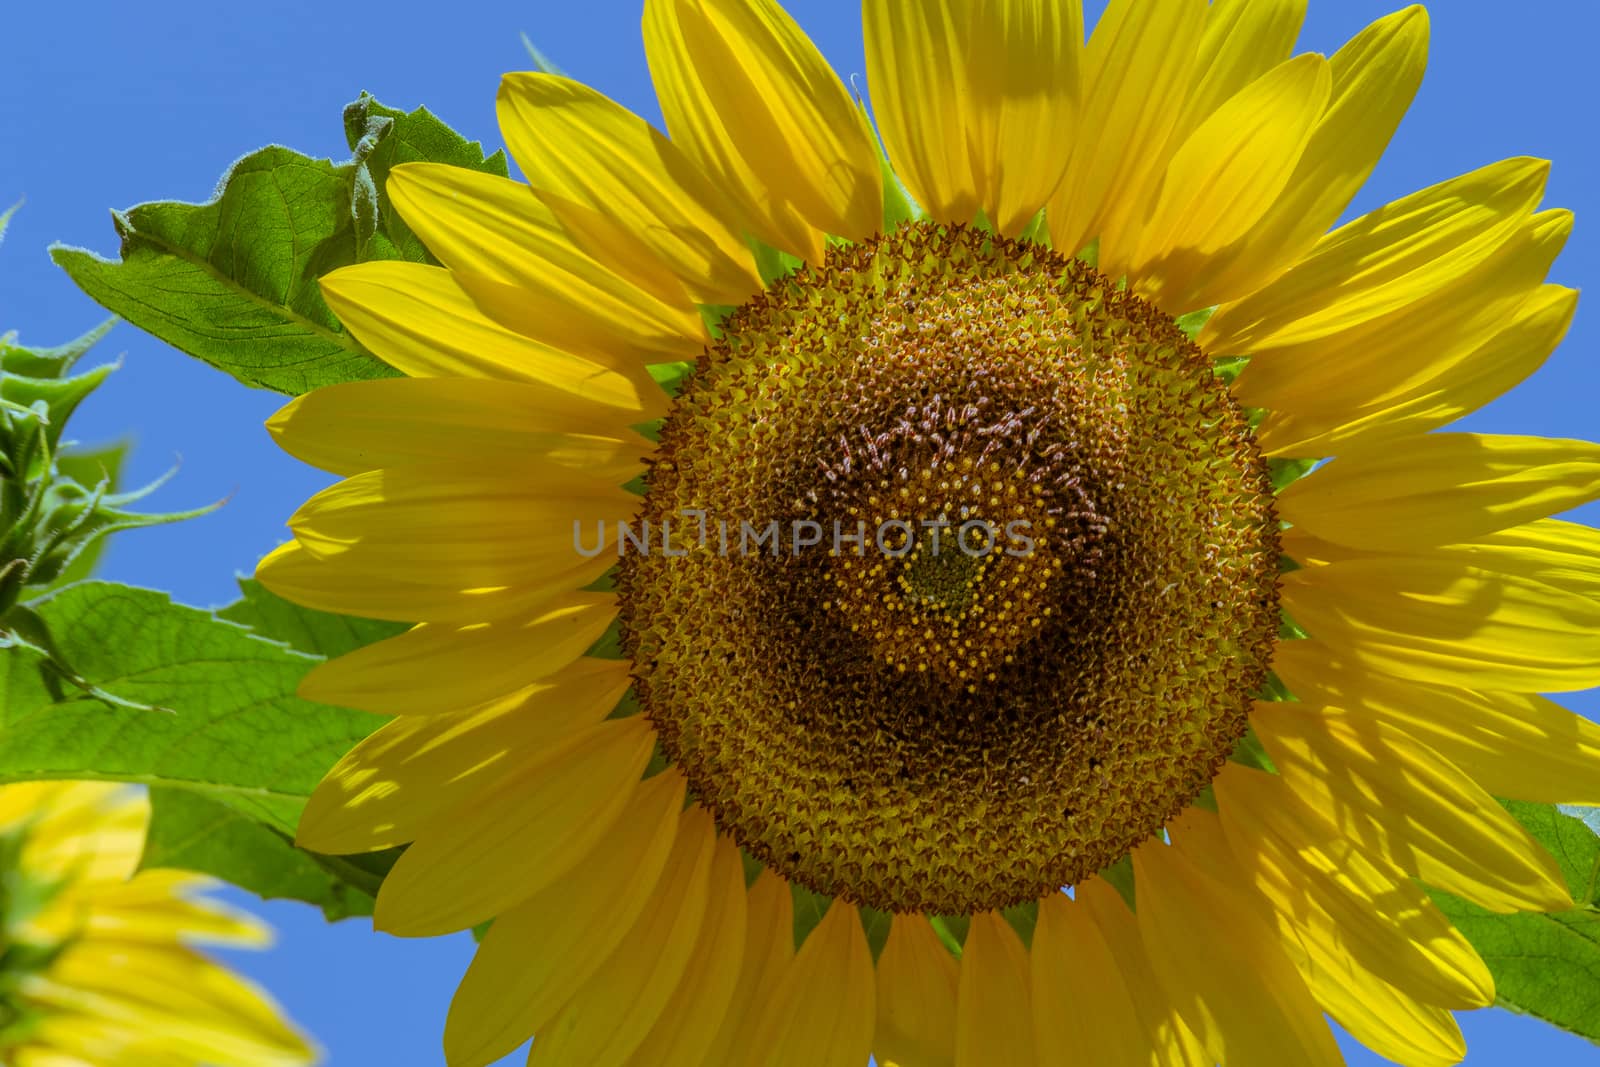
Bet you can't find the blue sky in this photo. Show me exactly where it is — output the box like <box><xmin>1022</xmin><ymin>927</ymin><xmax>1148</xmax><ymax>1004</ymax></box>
<box><xmin>4</xmin><ymin>1</ymin><xmax>1598</xmax><ymax>1064</ymax></box>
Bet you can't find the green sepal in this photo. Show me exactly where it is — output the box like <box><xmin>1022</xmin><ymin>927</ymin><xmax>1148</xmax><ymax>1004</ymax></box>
<box><xmin>1097</xmin><ymin>854</ymin><xmax>1136</xmax><ymax>911</ymax></box>
<box><xmin>1018</xmin><ymin>208</ymin><xmax>1052</xmax><ymax>248</ymax></box>
<box><xmin>1174</xmin><ymin>306</ymin><xmax>1217</xmax><ymax>342</ymax></box>
<box><xmin>0</xmin><ymin>318</ymin><xmax>115</xmax><ymax>380</ymax></box>
<box><xmin>1269</xmin><ymin>456</ymin><xmax>1318</xmax><ymax>492</ymax></box>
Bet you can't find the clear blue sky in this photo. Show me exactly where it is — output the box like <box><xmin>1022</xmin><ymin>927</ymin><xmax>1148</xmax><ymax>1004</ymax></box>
<box><xmin>4</xmin><ymin>1</ymin><xmax>1597</xmax><ymax>1064</ymax></box>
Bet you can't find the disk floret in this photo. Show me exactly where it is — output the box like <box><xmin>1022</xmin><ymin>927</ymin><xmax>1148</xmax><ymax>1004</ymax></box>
<box><xmin>620</xmin><ymin>223</ymin><xmax>1280</xmax><ymax>913</ymax></box>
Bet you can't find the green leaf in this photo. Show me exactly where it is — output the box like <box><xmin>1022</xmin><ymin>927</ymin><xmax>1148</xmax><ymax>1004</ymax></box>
<box><xmin>0</xmin><ymin>582</ymin><xmax>381</xmax><ymax>835</ymax></box>
<box><xmin>217</xmin><ymin>577</ymin><xmax>406</xmax><ymax>659</ymax></box>
<box><xmin>1431</xmin><ymin>800</ymin><xmax>1600</xmax><ymax>1043</ymax></box>
<box><xmin>141</xmin><ymin>789</ymin><xmax>395</xmax><ymax>921</ymax></box>
<box><xmin>52</xmin><ymin>95</ymin><xmax>503</xmax><ymax>397</ymax></box>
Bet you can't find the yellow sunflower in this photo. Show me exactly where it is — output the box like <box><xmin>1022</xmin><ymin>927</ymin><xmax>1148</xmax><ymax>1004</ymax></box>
<box><xmin>261</xmin><ymin>0</ymin><xmax>1592</xmax><ymax>1064</ymax></box>
<box><xmin>0</xmin><ymin>782</ymin><xmax>315</xmax><ymax>1067</ymax></box>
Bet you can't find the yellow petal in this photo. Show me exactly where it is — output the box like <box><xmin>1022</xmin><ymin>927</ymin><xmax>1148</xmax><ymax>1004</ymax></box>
<box><xmin>1172</xmin><ymin>0</ymin><xmax>1306</xmax><ymax>138</ymax></box>
<box><xmin>1050</xmin><ymin>0</ymin><xmax>1207</xmax><ymax>266</ymax></box>
<box><xmin>1252</xmin><ymin>704</ymin><xmax>1571</xmax><ymax>913</ymax></box>
<box><xmin>257</xmin><ymin>539</ymin><xmax>602</xmax><ymax>625</ymax></box>
<box><xmin>1239</xmin><ymin>208</ymin><xmax>1572</xmax><ymax>421</ymax></box>
<box><xmin>1032</xmin><ymin>892</ymin><xmax>1151</xmax><ymax>1067</ymax></box>
<box><xmin>1073</xmin><ymin>877</ymin><xmax>1209</xmax><ymax>1067</ymax></box>
<box><xmin>1436</xmin><ymin>517</ymin><xmax>1600</xmax><ymax>595</ymax></box>
<box><xmin>1280</xmin><ymin>557</ymin><xmax>1600</xmax><ymax>692</ymax></box>
<box><xmin>442</xmin><ymin>770</ymin><xmax>686</xmax><ymax>1067</ymax></box>
<box><xmin>1254</xmin><ymin>283</ymin><xmax>1578</xmax><ymax>458</ymax></box>
<box><xmin>1131</xmin><ymin>837</ymin><xmax>1343</xmax><ymax>1067</ymax></box>
<box><xmin>536</xmin><ymin>813</ymin><xmax>741</xmax><ymax>1067</ymax></box>
<box><xmin>34</xmin><ymin>944</ymin><xmax>313</xmax><ymax>1067</ymax></box>
<box><xmin>275</xmin><ymin>463</ymin><xmax>636</xmax><ymax>623</ymax></box>
<box><xmin>864</xmin><ymin>0</ymin><xmax>1081</xmax><ymax>236</ymax></box>
<box><xmin>955</xmin><ymin>912</ymin><xmax>1035</xmax><ymax>1067</ymax></box>
<box><xmin>268</xmin><ymin>378</ymin><xmax>651</xmax><ymax>482</ymax></box>
<box><xmin>374</xmin><ymin>716</ymin><xmax>657</xmax><ymax>935</ymax></box>
<box><xmin>1129</xmin><ymin>53</ymin><xmax>1331</xmax><ymax>309</ymax></box>
<box><xmin>496</xmin><ymin>73</ymin><xmax>761</xmax><ymax>307</ymax></box>
<box><xmin>645</xmin><ymin>0</ymin><xmax>881</xmax><ymax>261</ymax></box>
<box><xmin>616</xmin><ymin>833</ymin><xmax>748</xmax><ymax>1067</ymax></box>
<box><xmin>318</xmin><ymin>258</ymin><xmax>670</xmax><ymax>409</ymax></box>
<box><xmin>299</xmin><ymin>592</ymin><xmax>616</xmax><ymax>715</ymax></box>
<box><xmin>1274</xmin><ymin>638</ymin><xmax>1600</xmax><ymax>805</ymax></box>
<box><xmin>874</xmin><ymin>914</ymin><xmax>958</xmax><ymax>1067</ymax></box>
<box><xmin>385</xmin><ymin>164</ymin><xmax>707</xmax><ymax>366</ymax></box>
<box><xmin>1214</xmin><ymin>762</ymin><xmax>1493</xmax><ymax>1010</ymax></box>
<box><xmin>86</xmin><ymin>877</ymin><xmax>272</xmax><ymax>948</ymax></box>
<box><xmin>297</xmin><ymin>658</ymin><xmax>631</xmax><ymax>854</ymax></box>
<box><xmin>1201</xmin><ymin>156</ymin><xmax>1549</xmax><ymax>354</ymax></box>
<box><xmin>1279</xmin><ymin>432</ymin><xmax>1600</xmax><ymax>551</ymax></box>
<box><xmin>751</xmin><ymin>900</ymin><xmax>876</xmax><ymax>1067</ymax></box>
<box><xmin>700</xmin><ymin>869</ymin><xmax>795</xmax><ymax>1064</ymax></box>
<box><xmin>1174</xmin><ymin>805</ymin><xmax>1470</xmax><ymax>1067</ymax></box>
<box><xmin>1174</xmin><ymin>6</ymin><xmax>1429</xmax><ymax>309</ymax></box>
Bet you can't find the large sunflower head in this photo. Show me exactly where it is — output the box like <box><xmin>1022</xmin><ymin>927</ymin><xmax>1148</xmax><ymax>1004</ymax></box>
<box><xmin>264</xmin><ymin>1</ymin><xmax>1592</xmax><ymax>1064</ymax></box>
<box><xmin>0</xmin><ymin>782</ymin><xmax>315</xmax><ymax>1067</ymax></box>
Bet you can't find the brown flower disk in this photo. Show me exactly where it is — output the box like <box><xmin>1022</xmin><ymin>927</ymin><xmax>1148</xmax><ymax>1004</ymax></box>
<box><xmin>619</xmin><ymin>223</ymin><xmax>1281</xmax><ymax>914</ymax></box>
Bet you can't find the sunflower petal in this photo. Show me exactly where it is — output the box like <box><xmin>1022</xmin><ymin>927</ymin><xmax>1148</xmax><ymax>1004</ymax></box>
<box><xmin>1032</xmin><ymin>892</ymin><xmax>1151</xmax><ymax>1067</ymax></box>
<box><xmin>318</xmin><ymin>260</ymin><xmax>669</xmax><ymax>409</ymax></box>
<box><xmin>442</xmin><ymin>771</ymin><xmax>686</xmax><ymax>1067</ymax></box>
<box><xmin>1051</xmin><ymin>0</ymin><xmax>1207</xmax><ymax>265</ymax></box>
<box><xmin>1214</xmin><ymin>762</ymin><xmax>1494</xmax><ymax>1010</ymax></box>
<box><xmin>374</xmin><ymin>716</ymin><xmax>656</xmax><ymax>935</ymax></box>
<box><xmin>1278</xmin><ymin>432</ymin><xmax>1600</xmax><ymax>551</ymax></box>
<box><xmin>865</xmin><ymin>0</ymin><xmax>1081</xmax><ymax>236</ymax></box>
<box><xmin>953</xmin><ymin>912</ymin><xmax>1036</xmax><ymax>1067</ymax></box>
<box><xmin>1201</xmin><ymin>156</ymin><xmax>1549</xmax><ymax>355</ymax></box>
<box><xmin>257</xmin><ymin>540</ymin><xmax>600</xmax><ymax>625</ymax></box>
<box><xmin>874</xmin><ymin>914</ymin><xmax>959</xmax><ymax>1067</ymax></box>
<box><xmin>1239</xmin><ymin>208</ymin><xmax>1572</xmax><ymax>421</ymax></box>
<box><xmin>280</xmin><ymin>463</ymin><xmax>636</xmax><ymax>622</ymax></box>
<box><xmin>1177</xmin><ymin>6</ymin><xmax>1429</xmax><ymax>309</ymax></box>
<box><xmin>496</xmin><ymin>73</ymin><xmax>761</xmax><ymax>307</ymax></box>
<box><xmin>531</xmin><ymin>811</ymin><xmax>734</xmax><ymax>1067</ymax></box>
<box><xmin>1254</xmin><ymin>282</ymin><xmax>1578</xmax><ymax>458</ymax></box>
<box><xmin>1280</xmin><ymin>557</ymin><xmax>1600</xmax><ymax>692</ymax></box>
<box><xmin>299</xmin><ymin>593</ymin><xmax>616</xmax><ymax>716</ymax></box>
<box><xmin>701</xmin><ymin>869</ymin><xmax>795</xmax><ymax>1064</ymax></box>
<box><xmin>1073</xmin><ymin>878</ymin><xmax>1212</xmax><ymax>1066</ymax></box>
<box><xmin>1129</xmin><ymin>53</ymin><xmax>1331</xmax><ymax>308</ymax></box>
<box><xmin>751</xmin><ymin>900</ymin><xmax>875</xmax><ymax>1067</ymax></box>
<box><xmin>1133</xmin><ymin>835</ymin><xmax>1342</xmax><ymax>1067</ymax></box>
<box><xmin>1252</xmin><ymin>705</ymin><xmax>1571</xmax><ymax>913</ymax></box>
<box><xmin>385</xmin><ymin>164</ymin><xmax>707</xmax><ymax>366</ymax></box>
<box><xmin>267</xmin><ymin>378</ymin><xmax>651</xmax><ymax>481</ymax></box>
<box><xmin>1274</xmin><ymin>639</ymin><xmax>1600</xmax><ymax>805</ymax></box>
<box><xmin>1172</xmin><ymin>0</ymin><xmax>1306</xmax><ymax>137</ymax></box>
<box><xmin>645</xmin><ymin>0</ymin><xmax>881</xmax><ymax>260</ymax></box>
<box><xmin>1175</xmin><ymin>805</ymin><xmax>1470</xmax><ymax>1067</ymax></box>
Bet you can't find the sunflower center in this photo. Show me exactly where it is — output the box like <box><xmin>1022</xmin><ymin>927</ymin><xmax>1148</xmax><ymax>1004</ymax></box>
<box><xmin>618</xmin><ymin>223</ymin><xmax>1280</xmax><ymax>913</ymax></box>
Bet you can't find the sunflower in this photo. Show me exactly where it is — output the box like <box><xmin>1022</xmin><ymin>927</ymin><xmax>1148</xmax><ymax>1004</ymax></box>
<box><xmin>261</xmin><ymin>0</ymin><xmax>1594</xmax><ymax>1063</ymax></box>
<box><xmin>0</xmin><ymin>782</ymin><xmax>315</xmax><ymax>1067</ymax></box>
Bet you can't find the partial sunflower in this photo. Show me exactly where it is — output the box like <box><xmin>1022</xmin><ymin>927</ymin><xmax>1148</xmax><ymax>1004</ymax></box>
<box><xmin>0</xmin><ymin>782</ymin><xmax>315</xmax><ymax>1067</ymax></box>
<box><xmin>261</xmin><ymin>0</ymin><xmax>1592</xmax><ymax>1064</ymax></box>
